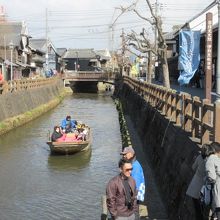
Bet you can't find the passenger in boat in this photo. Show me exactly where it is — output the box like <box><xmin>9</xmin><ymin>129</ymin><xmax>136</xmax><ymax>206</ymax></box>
<box><xmin>64</xmin><ymin>132</ymin><xmax>77</xmax><ymax>142</ymax></box>
<box><xmin>76</xmin><ymin>124</ymin><xmax>88</xmax><ymax>141</ymax></box>
<box><xmin>61</xmin><ymin>115</ymin><xmax>77</xmax><ymax>133</ymax></box>
<box><xmin>76</xmin><ymin>123</ymin><xmax>83</xmax><ymax>141</ymax></box>
<box><xmin>81</xmin><ymin>124</ymin><xmax>89</xmax><ymax>141</ymax></box>
<box><xmin>51</xmin><ymin>126</ymin><xmax>66</xmax><ymax>142</ymax></box>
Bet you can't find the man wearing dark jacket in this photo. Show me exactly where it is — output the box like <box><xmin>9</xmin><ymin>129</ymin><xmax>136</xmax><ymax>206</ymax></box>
<box><xmin>106</xmin><ymin>158</ymin><xmax>138</xmax><ymax>220</ymax></box>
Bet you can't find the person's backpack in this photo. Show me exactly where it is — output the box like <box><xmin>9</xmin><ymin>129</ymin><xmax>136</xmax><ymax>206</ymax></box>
<box><xmin>200</xmin><ymin>183</ymin><xmax>213</xmax><ymax>206</ymax></box>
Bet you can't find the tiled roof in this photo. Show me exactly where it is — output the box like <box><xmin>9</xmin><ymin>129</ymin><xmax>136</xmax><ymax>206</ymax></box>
<box><xmin>29</xmin><ymin>39</ymin><xmax>46</xmax><ymax>52</ymax></box>
<box><xmin>30</xmin><ymin>38</ymin><xmax>57</xmax><ymax>54</ymax></box>
<box><xmin>63</xmin><ymin>48</ymin><xmax>96</xmax><ymax>59</ymax></box>
<box><xmin>0</xmin><ymin>22</ymin><xmax>23</xmax><ymax>46</ymax></box>
<box><xmin>95</xmin><ymin>49</ymin><xmax>111</xmax><ymax>60</ymax></box>
<box><xmin>56</xmin><ymin>48</ymin><xmax>67</xmax><ymax>57</ymax></box>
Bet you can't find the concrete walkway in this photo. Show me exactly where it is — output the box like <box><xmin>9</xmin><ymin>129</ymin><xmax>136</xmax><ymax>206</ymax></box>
<box><xmin>125</xmin><ymin>115</ymin><xmax>169</xmax><ymax>220</ymax></box>
<box><xmin>153</xmin><ymin>80</ymin><xmax>218</xmax><ymax>102</ymax></box>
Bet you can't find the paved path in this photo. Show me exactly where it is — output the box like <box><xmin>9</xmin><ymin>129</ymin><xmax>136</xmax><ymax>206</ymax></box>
<box><xmin>125</xmin><ymin>115</ymin><xmax>169</xmax><ymax>220</ymax></box>
<box><xmin>153</xmin><ymin>80</ymin><xmax>218</xmax><ymax>102</ymax></box>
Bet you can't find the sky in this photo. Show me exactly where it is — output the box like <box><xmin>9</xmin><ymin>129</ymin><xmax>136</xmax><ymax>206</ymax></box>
<box><xmin>1</xmin><ymin>0</ymin><xmax>214</xmax><ymax>50</ymax></box>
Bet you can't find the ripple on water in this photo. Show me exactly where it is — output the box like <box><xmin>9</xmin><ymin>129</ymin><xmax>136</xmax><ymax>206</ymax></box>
<box><xmin>0</xmin><ymin>93</ymin><xmax>122</xmax><ymax>219</ymax></box>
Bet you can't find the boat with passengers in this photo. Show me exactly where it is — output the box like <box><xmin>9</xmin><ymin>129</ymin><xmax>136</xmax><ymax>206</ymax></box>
<box><xmin>47</xmin><ymin>122</ymin><xmax>91</xmax><ymax>155</ymax></box>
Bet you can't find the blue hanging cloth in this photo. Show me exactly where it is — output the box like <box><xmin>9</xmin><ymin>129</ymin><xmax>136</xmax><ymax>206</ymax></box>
<box><xmin>178</xmin><ymin>30</ymin><xmax>201</xmax><ymax>86</ymax></box>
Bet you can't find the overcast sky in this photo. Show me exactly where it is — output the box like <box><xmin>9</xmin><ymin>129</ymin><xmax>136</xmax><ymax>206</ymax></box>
<box><xmin>1</xmin><ymin>0</ymin><xmax>213</xmax><ymax>50</ymax></box>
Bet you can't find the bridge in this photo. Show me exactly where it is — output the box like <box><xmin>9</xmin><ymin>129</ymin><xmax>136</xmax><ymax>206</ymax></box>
<box><xmin>63</xmin><ymin>71</ymin><xmax>116</xmax><ymax>92</ymax></box>
<box><xmin>63</xmin><ymin>71</ymin><xmax>115</xmax><ymax>83</ymax></box>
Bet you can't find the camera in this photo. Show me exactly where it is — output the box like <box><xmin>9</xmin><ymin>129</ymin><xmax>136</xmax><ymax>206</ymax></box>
<box><xmin>125</xmin><ymin>200</ymin><xmax>133</xmax><ymax>209</ymax></box>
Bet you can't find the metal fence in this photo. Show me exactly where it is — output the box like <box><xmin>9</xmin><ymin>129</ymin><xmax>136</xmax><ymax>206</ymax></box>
<box><xmin>123</xmin><ymin>76</ymin><xmax>220</xmax><ymax>145</ymax></box>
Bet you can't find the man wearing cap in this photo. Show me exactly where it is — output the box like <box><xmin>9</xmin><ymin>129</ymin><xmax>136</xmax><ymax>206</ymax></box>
<box><xmin>121</xmin><ymin>146</ymin><xmax>145</xmax><ymax>206</ymax></box>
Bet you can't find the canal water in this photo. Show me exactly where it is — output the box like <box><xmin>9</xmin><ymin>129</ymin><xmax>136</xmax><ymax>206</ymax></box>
<box><xmin>0</xmin><ymin>92</ymin><xmax>122</xmax><ymax>220</ymax></box>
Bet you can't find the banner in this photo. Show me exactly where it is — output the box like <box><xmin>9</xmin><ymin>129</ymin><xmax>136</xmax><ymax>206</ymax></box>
<box><xmin>178</xmin><ymin>30</ymin><xmax>201</xmax><ymax>85</ymax></box>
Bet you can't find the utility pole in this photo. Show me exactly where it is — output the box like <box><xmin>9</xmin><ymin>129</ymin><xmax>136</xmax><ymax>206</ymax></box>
<box><xmin>4</xmin><ymin>35</ymin><xmax>6</xmax><ymax>61</ymax></box>
<box><xmin>109</xmin><ymin>8</ymin><xmax>118</xmax><ymax>52</ymax></box>
<box><xmin>153</xmin><ymin>0</ymin><xmax>159</xmax><ymax>80</ymax></box>
<box><xmin>121</xmin><ymin>29</ymin><xmax>126</xmax><ymax>76</ymax></box>
<box><xmin>45</xmin><ymin>8</ymin><xmax>49</xmax><ymax>76</ymax></box>
<box><xmin>9</xmin><ymin>41</ymin><xmax>14</xmax><ymax>88</ymax></box>
<box><xmin>154</xmin><ymin>0</ymin><xmax>158</xmax><ymax>55</ymax></box>
<box><xmin>111</xmin><ymin>25</ymin><xmax>115</xmax><ymax>52</ymax></box>
<box><xmin>217</xmin><ymin>0</ymin><xmax>220</xmax><ymax>101</ymax></box>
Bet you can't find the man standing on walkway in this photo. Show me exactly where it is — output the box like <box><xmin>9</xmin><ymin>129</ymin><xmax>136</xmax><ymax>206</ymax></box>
<box><xmin>106</xmin><ymin>158</ymin><xmax>138</xmax><ymax>220</ymax></box>
<box><xmin>121</xmin><ymin>147</ymin><xmax>145</xmax><ymax>206</ymax></box>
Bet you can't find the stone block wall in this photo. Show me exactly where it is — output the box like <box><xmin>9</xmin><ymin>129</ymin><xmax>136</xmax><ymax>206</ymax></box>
<box><xmin>0</xmin><ymin>79</ymin><xmax>63</xmax><ymax>122</ymax></box>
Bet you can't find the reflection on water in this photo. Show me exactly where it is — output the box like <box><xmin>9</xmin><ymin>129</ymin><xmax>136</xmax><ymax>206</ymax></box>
<box><xmin>47</xmin><ymin>148</ymin><xmax>92</xmax><ymax>171</ymax></box>
<box><xmin>0</xmin><ymin>92</ymin><xmax>122</xmax><ymax>220</ymax></box>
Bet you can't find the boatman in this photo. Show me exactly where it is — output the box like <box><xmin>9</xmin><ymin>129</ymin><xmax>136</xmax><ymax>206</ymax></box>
<box><xmin>61</xmin><ymin>115</ymin><xmax>76</xmax><ymax>133</ymax></box>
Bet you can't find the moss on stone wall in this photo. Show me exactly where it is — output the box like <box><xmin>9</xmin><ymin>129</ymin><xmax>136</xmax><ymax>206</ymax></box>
<box><xmin>0</xmin><ymin>88</ymin><xmax>67</xmax><ymax>136</ymax></box>
<box><xmin>114</xmin><ymin>99</ymin><xmax>132</xmax><ymax>148</ymax></box>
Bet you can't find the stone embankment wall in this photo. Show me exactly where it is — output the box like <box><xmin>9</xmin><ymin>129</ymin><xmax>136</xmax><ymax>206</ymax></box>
<box><xmin>116</xmin><ymin>82</ymin><xmax>200</xmax><ymax>220</ymax></box>
<box><xmin>0</xmin><ymin>79</ymin><xmax>65</xmax><ymax>135</ymax></box>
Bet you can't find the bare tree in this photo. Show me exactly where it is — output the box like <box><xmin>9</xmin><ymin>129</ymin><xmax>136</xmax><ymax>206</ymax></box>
<box><xmin>124</xmin><ymin>29</ymin><xmax>153</xmax><ymax>83</ymax></box>
<box><xmin>115</xmin><ymin>0</ymin><xmax>170</xmax><ymax>88</ymax></box>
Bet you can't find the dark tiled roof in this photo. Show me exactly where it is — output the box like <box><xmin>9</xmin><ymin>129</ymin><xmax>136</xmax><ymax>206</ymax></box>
<box><xmin>95</xmin><ymin>49</ymin><xmax>111</xmax><ymax>60</ymax></box>
<box><xmin>29</xmin><ymin>38</ymin><xmax>46</xmax><ymax>52</ymax></box>
<box><xmin>63</xmin><ymin>48</ymin><xmax>96</xmax><ymax>59</ymax></box>
<box><xmin>0</xmin><ymin>22</ymin><xmax>23</xmax><ymax>46</ymax></box>
<box><xmin>30</xmin><ymin>38</ymin><xmax>58</xmax><ymax>54</ymax></box>
<box><xmin>57</xmin><ymin>48</ymin><xmax>67</xmax><ymax>57</ymax></box>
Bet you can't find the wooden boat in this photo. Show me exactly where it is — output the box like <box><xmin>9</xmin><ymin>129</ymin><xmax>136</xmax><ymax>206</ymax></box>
<box><xmin>47</xmin><ymin>127</ymin><xmax>91</xmax><ymax>155</ymax></box>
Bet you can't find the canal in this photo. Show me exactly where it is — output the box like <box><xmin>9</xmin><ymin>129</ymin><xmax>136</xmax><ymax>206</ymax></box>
<box><xmin>0</xmin><ymin>92</ymin><xmax>122</xmax><ymax>220</ymax></box>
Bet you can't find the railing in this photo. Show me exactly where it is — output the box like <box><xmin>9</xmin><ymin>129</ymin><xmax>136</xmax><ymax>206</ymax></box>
<box><xmin>123</xmin><ymin>76</ymin><xmax>220</xmax><ymax>145</ymax></box>
<box><xmin>64</xmin><ymin>71</ymin><xmax>115</xmax><ymax>82</ymax></box>
<box><xmin>0</xmin><ymin>77</ymin><xmax>59</xmax><ymax>94</ymax></box>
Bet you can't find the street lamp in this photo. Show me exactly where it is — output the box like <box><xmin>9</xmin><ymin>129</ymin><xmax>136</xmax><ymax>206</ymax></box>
<box><xmin>9</xmin><ymin>41</ymin><xmax>14</xmax><ymax>88</ymax></box>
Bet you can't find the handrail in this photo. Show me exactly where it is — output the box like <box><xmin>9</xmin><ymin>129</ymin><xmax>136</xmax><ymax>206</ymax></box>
<box><xmin>63</xmin><ymin>71</ymin><xmax>116</xmax><ymax>81</ymax></box>
<box><xmin>0</xmin><ymin>77</ymin><xmax>59</xmax><ymax>94</ymax></box>
<box><xmin>123</xmin><ymin>76</ymin><xmax>220</xmax><ymax>144</ymax></box>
